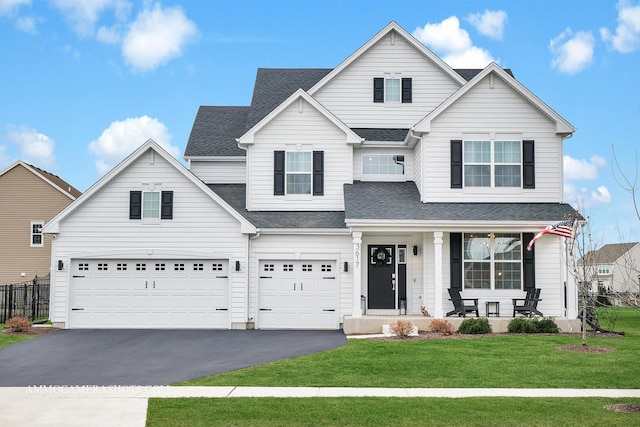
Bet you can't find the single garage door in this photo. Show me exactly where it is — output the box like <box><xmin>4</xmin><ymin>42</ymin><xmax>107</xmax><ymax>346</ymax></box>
<box><xmin>258</xmin><ymin>260</ymin><xmax>339</xmax><ymax>329</ymax></box>
<box><xmin>70</xmin><ymin>259</ymin><xmax>229</xmax><ymax>328</ymax></box>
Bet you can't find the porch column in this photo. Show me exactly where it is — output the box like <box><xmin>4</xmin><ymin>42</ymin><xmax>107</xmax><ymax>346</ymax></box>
<box><xmin>351</xmin><ymin>231</ymin><xmax>363</xmax><ymax>318</ymax></box>
<box><xmin>433</xmin><ymin>231</ymin><xmax>444</xmax><ymax>318</ymax></box>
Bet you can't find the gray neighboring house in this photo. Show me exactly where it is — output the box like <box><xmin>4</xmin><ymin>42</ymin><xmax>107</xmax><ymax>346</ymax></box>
<box><xmin>584</xmin><ymin>242</ymin><xmax>640</xmax><ymax>297</ymax></box>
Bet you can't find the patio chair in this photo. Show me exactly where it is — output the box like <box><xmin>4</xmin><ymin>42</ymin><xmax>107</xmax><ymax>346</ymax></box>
<box><xmin>512</xmin><ymin>288</ymin><xmax>543</xmax><ymax>317</ymax></box>
<box><xmin>446</xmin><ymin>288</ymin><xmax>479</xmax><ymax>317</ymax></box>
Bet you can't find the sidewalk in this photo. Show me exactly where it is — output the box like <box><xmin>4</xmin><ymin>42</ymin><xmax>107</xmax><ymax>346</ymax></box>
<box><xmin>2</xmin><ymin>386</ymin><xmax>640</xmax><ymax>427</ymax></box>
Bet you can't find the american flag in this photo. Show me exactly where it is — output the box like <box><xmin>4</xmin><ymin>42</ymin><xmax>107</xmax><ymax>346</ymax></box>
<box><xmin>527</xmin><ymin>219</ymin><xmax>575</xmax><ymax>251</ymax></box>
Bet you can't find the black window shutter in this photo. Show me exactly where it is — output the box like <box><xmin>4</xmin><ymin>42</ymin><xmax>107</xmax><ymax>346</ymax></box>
<box><xmin>451</xmin><ymin>140</ymin><xmax>463</xmax><ymax>189</ymax></box>
<box><xmin>450</xmin><ymin>233</ymin><xmax>463</xmax><ymax>290</ymax></box>
<box><xmin>523</xmin><ymin>233</ymin><xmax>535</xmax><ymax>290</ymax></box>
<box><xmin>523</xmin><ymin>140</ymin><xmax>535</xmax><ymax>189</ymax></box>
<box><xmin>129</xmin><ymin>191</ymin><xmax>141</xmax><ymax>219</ymax></box>
<box><xmin>402</xmin><ymin>77</ymin><xmax>412</xmax><ymax>103</ymax></box>
<box><xmin>373</xmin><ymin>77</ymin><xmax>384</xmax><ymax>103</ymax></box>
<box><xmin>161</xmin><ymin>191</ymin><xmax>173</xmax><ymax>219</ymax></box>
<box><xmin>312</xmin><ymin>151</ymin><xmax>324</xmax><ymax>195</ymax></box>
<box><xmin>274</xmin><ymin>151</ymin><xmax>285</xmax><ymax>195</ymax></box>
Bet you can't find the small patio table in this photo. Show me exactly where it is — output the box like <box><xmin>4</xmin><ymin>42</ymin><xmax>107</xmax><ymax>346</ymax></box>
<box><xmin>485</xmin><ymin>301</ymin><xmax>500</xmax><ymax>317</ymax></box>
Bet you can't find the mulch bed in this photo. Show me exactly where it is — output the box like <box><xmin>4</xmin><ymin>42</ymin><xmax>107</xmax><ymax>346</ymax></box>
<box><xmin>604</xmin><ymin>403</ymin><xmax>640</xmax><ymax>413</ymax></box>
<box><xmin>1</xmin><ymin>326</ymin><xmax>60</xmax><ymax>336</ymax></box>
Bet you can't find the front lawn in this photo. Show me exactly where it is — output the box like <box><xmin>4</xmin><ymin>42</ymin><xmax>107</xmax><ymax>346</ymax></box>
<box><xmin>147</xmin><ymin>397</ymin><xmax>640</xmax><ymax>426</ymax></box>
<box><xmin>179</xmin><ymin>308</ymin><xmax>640</xmax><ymax>389</ymax></box>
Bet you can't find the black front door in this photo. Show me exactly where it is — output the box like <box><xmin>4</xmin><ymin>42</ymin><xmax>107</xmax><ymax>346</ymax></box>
<box><xmin>367</xmin><ymin>245</ymin><xmax>395</xmax><ymax>309</ymax></box>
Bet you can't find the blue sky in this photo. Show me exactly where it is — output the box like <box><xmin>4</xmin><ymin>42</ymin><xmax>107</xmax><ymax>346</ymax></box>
<box><xmin>1</xmin><ymin>0</ymin><xmax>639</xmax><ymax>244</ymax></box>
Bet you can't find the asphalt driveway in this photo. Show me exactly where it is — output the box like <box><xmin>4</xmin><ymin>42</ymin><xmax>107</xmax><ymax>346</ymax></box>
<box><xmin>0</xmin><ymin>329</ymin><xmax>347</xmax><ymax>386</ymax></box>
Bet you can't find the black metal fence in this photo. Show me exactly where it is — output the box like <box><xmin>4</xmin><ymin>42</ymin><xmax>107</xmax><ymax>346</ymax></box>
<box><xmin>0</xmin><ymin>274</ymin><xmax>50</xmax><ymax>323</ymax></box>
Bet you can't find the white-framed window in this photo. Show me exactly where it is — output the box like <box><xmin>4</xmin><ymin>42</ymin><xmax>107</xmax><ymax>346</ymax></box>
<box><xmin>597</xmin><ymin>265</ymin><xmax>611</xmax><ymax>275</ymax></box>
<box><xmin>286</xmin><ymin>151</ymin><xmax>312</xmax><ymax>194</ymax></box>
<box><xmin>463</xmin><ymin>233</ymin><xmax>522</xmax><ymax>290</ymax></box>
<box><xmin>142</xmin><ymin>191</ymin><xmax>160</xmax><ymax>219</ymax></box>
<box><xmin>385</xmin><ymin>78</ymin><xmax>401</xmax><ymax>102</ymax></box>
<box><xmin>464</xmin><ymin>140</ymin><xmax>521</xmax><ymax>187</ymax></box>
<box><xmin>362</xmin><ymin>154</ymin><xmax>405</xmax><ymax>175</ymax></box>
<box><xmin>30</xmin><ymin>221</ymin><xmax>44</xmax><ymax>247</ymax></box>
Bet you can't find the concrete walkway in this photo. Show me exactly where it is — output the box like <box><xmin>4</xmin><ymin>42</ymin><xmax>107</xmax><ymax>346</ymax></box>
<box><xmin>2</xmin><ymin>386</ymin><xmax>640</xmax><ymax>427</ymax></box>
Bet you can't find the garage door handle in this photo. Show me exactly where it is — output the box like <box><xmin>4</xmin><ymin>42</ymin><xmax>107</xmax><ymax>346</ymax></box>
<box><xmin>323</xmin><ymin>309</ymin><xmax>336</xmax><ymax>312</ymax></box>
<box><xmin>72</xmin><ymin>275</ymin><xmax>85</xmax><ymax>278</ymax></box>
<box><xmin>71</xmin><ymin>308</ymin><xmax>84</xmax><ymax>311</ymax></box>
<box><xmin>260</xmin><ymin>276</ymin><xmax>272</xmax><ymax>279</ymax></box>
<box><xmin>215</xmin><ymin>308</ymin><xmax>228</xmax><ymax>311</ymax></box>
<box><xmin>216</xmin><ymin>275</ymin><xmax>228</xmax><ymax>279</ymax></box>
<box><xmin>260</xmin><ymin>308</ymin><xmax>272</xmax><ymax>311</ymax></box>
<box><xmin>323</xmin><ymin>276</ymin><xmax>335</xmax><ymax>279</ymax></box>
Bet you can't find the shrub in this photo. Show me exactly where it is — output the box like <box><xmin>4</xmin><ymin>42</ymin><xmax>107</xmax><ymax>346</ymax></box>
<box><xmin>429</xmin><ymin>319</ymin><xmax>454</xmax><ymax>335</ymax></box>
<box><xmin>389</xmin><ymin>320</ymin><xmax>415</xmax><ymax>339</ymax></box>
<box><xmin>457</xmin><ymin>317</ymin><xmax>492</xmax><ymax>334</ymax></box>
<box><xmin>507</xmin><ymin>317</ymin><xmax>560</xmax><ymax>333</ymax></box>
<box><xmin>535</xmin><ymin>318</ymin><xmax>560</xmax><ymax>333</ymax></box>
<box><xmin>6</xmin><ymin>317</ymin><xmax>31</xmax><ymax>333</ymax></box>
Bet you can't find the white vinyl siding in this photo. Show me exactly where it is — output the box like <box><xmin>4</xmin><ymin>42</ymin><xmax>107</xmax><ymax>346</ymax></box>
<box><xmin>49</xmin><ymin>150</ymin><xmax>249</xmax><ymax>328</ymax></box>
<box><xmin>420</xmin><ymin>74</ymin><xmax>563</xmax><ymax>203</ymax></box>
<box><xmin>189</xmin><ymin>159</ymin><xmax>246</xmax><ymax>184</ymax></box>
<box><xmin>246</xmin><ymin>98</ymin><xmax>352</xmax><ymax>211</ymax></box>
<box><xmin>313</xmin><ymin>31</ymin><xmax>461</xmax><ymax>128</ymax></box>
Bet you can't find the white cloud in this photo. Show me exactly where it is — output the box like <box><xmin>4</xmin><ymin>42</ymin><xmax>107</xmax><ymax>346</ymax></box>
<box><xmin>96</xmin><ymin>24</ymin><xmax>122</xmax><ymax>44</ymax></box>
<box><xmin>600</xmin><ymin>0</ymin><xmax>640</xmax><ymax>53</ymax></box>
<box><xmin>0</xmin><ymin>144</ymin><xmax>11</xmax><ymax>169</ymax></box>
<box><xmin>121</xmin><ymin>3</ymin><xmax>197</xmax><ymax>72</ymax></box>
<box><xmin>0</xmin><ymin>0</ymin><xmax>30</xmax><ymax>16</ymax></box>
<box><xmin>564</xmin><ymin>155</ymin><xmax>606</xmax><ymax>180</ymax></box>
<box><xmin>49</xmin><ymin>0</ymin><xmax>131</xmax><ymax>36</ymax></box>
<box><xmin>15</xmin><ymin>15</ymin><xmax>35</xmax><ymax>33</ymax></box>
<box><xmin>564</xmin><ymin>183</ymin><xmax>612</xmax><ymax>207</ymax></box>
<box><xmin>466</xmin><ymin>10</ymin><xmax>507</xmax><ymax>40</ymax></box>
<box><xmin>5</xmin><ymin>125</ymin><xmax>56</xmax><ymax>168</ymax></box>
<box><xmin>413</xmin><ymin>16</ymin><xmax>497</xmax><ymax>68</ymax></box>
<box><xmin>550</xmin><ymin>29</ymin><xmax>595</xmax><ymax>74</ymax></box>
<box><xmin>88</xmin><ymin>115</ymin><xmax>178</xmax><ymax>174</ymax></box>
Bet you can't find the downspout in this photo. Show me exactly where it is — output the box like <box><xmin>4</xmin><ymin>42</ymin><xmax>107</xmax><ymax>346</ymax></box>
<box><xmin>247</xmin><ymin>230</ymin><xmax>261</xmax><ymax>327</ymax></box>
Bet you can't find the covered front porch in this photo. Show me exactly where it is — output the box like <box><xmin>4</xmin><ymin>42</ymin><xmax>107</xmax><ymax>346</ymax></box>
<box><xmin>342</xmin><ymin>315</ymin><xmax>582</xmax><ymax>335</ymax></box>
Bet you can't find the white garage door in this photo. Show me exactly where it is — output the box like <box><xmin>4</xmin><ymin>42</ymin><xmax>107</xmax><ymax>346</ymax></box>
<box><xmin>258</xmin><ymin>260</ymin><xmax>339</xmax><ymax>329</ymax></box>
<box><xmin>70</xmin><ymin>259</ymin><xmax>229</xmax><ymax>328</ymax></box>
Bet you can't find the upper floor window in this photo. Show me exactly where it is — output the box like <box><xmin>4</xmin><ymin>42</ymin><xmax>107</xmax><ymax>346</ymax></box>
<box><xmin>30</xmin><ymin>221</ymin><xmax>44</xmax><ymax>247</ymax></box>
<box><xmin>130</xmin><ymin>190</ymin><xmax>173</xmax><ymax>220</ymax></box>
<box><xmin>463</xmin><ymin>140</ymin><xmax>521</xmax><ymax>187</ymax></box>
<box><xmin>597</xmin><ymin>265</ymin><xmax>611</xmax><ymax>275</ymax></box>
<box><xmin>274</xmin><ymin>151</ymin><xmax>324</xmax><ymax>196</ymax></box>
<box><xmin>463</xmin><ymin>233</ymin><xmax>522</xmax><ymax>290</ymax></box>
<box><xmin>362</xmin><ymin>154</ymin><xmax>405</xmax><ymax>176</ymax></box>
<box><xmin>373</xmin><ymin>77</ymin><xmax>412</xmax><ymax>103</ymax></box>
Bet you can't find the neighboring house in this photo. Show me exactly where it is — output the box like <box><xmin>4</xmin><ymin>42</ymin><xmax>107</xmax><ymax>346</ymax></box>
<box><xmin>583</xmin><ymin>242</ymin><xmax>640</xmax><ymax>295</ymax></box>
<box><xmin>0</xmin><ymin>161</ymin><xmax>80</xmax><ymax>284</ymax></box>
<box><xmin>44</xmin><ymin>22</ymin><xmax>579</xmax><ymax>331</ymax></box>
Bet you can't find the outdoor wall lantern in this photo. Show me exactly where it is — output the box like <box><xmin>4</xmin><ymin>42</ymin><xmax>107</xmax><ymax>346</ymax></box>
<box><xmin>235</xmin><ymin>260</ymin><xmax>241</xmax><ymax>272</ymax></box>
<box><xmin>57</xmin><ymin>260</ymin><xmax>64</xmax><ymax>271</ymax></box>
<box><xmin>343</xmin><ymin>261</ymin><xmax>349</xmax><ymax>272</ymax></box>
<box><xmin>413</xmin><ymin>245</ymin><xmax>419</xmax><ymax>256</ymax></box>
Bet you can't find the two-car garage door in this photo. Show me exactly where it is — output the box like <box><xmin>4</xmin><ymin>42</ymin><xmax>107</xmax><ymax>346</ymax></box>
<box><xmin>258</xmin><ymin>260</ymin><xmax>339</xmax><ymax>329</ymax></box>
<box><xmin>69</xmin><ymin>259</ymin><xmax>229</xmax><ymax>329</ymax></box>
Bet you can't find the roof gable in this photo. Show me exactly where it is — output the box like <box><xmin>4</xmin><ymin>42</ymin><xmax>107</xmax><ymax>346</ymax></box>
<box><xmin>414</xmin><ymin>62</ymin><xmax>576</xmax><ymax>135</ymax></box>
<box><xmin>43</xmin><ymin>140</ymin><xmax>256</xmax><ymax>234</ymax></box>
<box><xmin>237</xmin><ymin>89</ymin><xmax>363</xmax><ymax>146</ymax></box>
<box><xmin>584</xmin><ymin>242</ymin><xmax>640</xmax><ymax>264</ymax></box>
<box><xmin>0</xmin><ymin>160</ymin><xmax>80</xmax><ymax>200</ymax></box>
<box><xmin>308</xmin><ymin>22</ymin><xmax>467</xmax><ymax>96</ymax></box>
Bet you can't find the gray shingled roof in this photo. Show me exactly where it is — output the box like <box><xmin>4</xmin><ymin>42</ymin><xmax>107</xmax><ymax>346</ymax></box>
<box><xmin>185</xmin><ymin>106</ymin><xmax>248</xmax><ymax>157</ymax></box>
<box><xmin>352</xmin><ymin>128</ymin><xmax>410</xmax><ymax>141</ymax></box>
<box><xmin>208</xmin><ymin>184</ymin><xmax>346</xmax><ymax>229</ymax></box>
<box><xmin>455</xmin><ymin>68</ymin><xmax>514</xmax><ymax>81</ymax></box>
<box><xmin>344</xmin><ymin>181</ymin><xmax>576</xmax><ymax>222</ymax></box>
<box><xmin>184</xmin><ymin>67</ymin><xmax>513</xmax><ymax>158</ymax></box>
<box><xmin>583</xmin><ymin>242</ymin><xmax>639</xmax><ymax>264</ymax></box>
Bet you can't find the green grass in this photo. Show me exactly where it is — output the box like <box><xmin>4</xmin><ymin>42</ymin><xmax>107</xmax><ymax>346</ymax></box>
<box><xmin>0</xmin><ymin>332</ymin><xmax>34</xmax><ymax>348</ymax></box>
<box><xmin>147</xmin><ymin>397</ymin><xmax>640</xmax><ymax>426</ymax></box>
<box><xmin>178</xmin><ymin>308</ymin><xmax>640</xmax><ymax>389</ymax></box>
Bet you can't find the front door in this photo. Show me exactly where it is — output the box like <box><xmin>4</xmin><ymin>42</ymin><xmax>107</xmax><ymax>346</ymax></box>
<box><xmin>367</xmin><ymin>245</ymin><xmax>396</xmax><ymax>309</ymax></box>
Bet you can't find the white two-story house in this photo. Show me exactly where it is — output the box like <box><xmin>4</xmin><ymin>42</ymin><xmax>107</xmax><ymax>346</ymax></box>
<box><xmin>44</xmin><ymin>22</ymin><xmax>579</xmax><ymax>331</ymax></box>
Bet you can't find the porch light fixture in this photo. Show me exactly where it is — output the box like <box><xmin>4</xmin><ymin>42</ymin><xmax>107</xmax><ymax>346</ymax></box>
<box><xmin>413</xmin><ymin>245</ymin><xmax>418</xmax><ymax>256</ymax></box>
<box><xmin>235</xmin><ymin>260</ymin><xmax>241</xmax><ymax>272</ymax></box>
<box><xmin>57</xmin><ymin>260</ymin><xmax>64</xmax><ymax>271</ymax></box>
<box><xmin>343</xmin><ymin>261</ymin><xmax>349</xmax><ymax>272</ymax></box>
